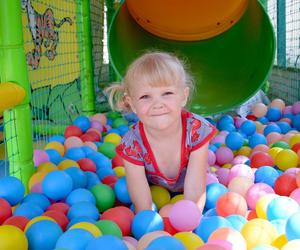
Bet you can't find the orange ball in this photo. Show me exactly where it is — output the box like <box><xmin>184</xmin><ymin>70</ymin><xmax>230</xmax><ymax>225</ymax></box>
<box><xmin>216</xmin><ymin>192</ymin><xmax>248</xmax><ymax>217</ymax></box>
<box><xmin>252</xmin><ymin>103</ymin><xmax>268</xmax><ymax>118</ymax></box>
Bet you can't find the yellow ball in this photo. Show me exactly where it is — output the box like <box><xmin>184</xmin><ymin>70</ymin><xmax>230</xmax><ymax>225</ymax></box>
<box><xmin>169</xmin><ymin>194</ymin><xmax>184</xmax><ymax>204</ymax></box>
<box><xmin>44</xmin><ymin>141</ymin><xmax>65</xmax><ymax>156</ymax></box>
<box><xmin>150</xmin><ymin>185</ymin><xmax>171</xmax><ymax>210</ymax></box>
<box><xmin>28</xmin><ymin>171</ymin><xmax>47</xmax><ymax>189</ymax></box>
<box><xmin>114</xmin><ymin>166</ymin><xmax>126</xmax><ymax>177</ymax></box>
<box><xmin>58</xmin><ymin>159</ymin><xmax>79</xmax><ymax>170</ymax></box>
<box><xmin>37</xmin><ymin>162</ymin><xmax>58</xmax><ymax>173</ymax></box>
<box><xmin>174</xmin><ymin>232</ymin><xmax>204</xmax><ymax>250</ymax></box>
<box><xmin>0</xmin><ymin>225</ymin><xmax>28</xmax><ymax>250</ymax></box>
<box><xmin>271</xmin><ymin>234</ymin><xmax>288</xmax><ymax>249</ymax></box>
<box><xmin>255</xmin><ymin>194</ymin><xmax>278</xmax><ymax>219</ymax></box>
<box><xmin>222</xmin><ymin>163</ymin><xmax>233</xmax><ymax>169</ymax></box>
<box><xmin>25</xmin><ymin>216</ymin><xmax>56</xmax><ymax>232</ymax></box>
<box><xmin>289</xmin><ymin>134</ymin><xmax>300</xmax><ymax>147</ymax></box>
<box><xmin>281</xmin><ymin>239</ymin><xmax>300</xmax><ymax>250</ymax></box>
<box><xmin>104</xmin><ymin>133</ymin><xmax>122</xmax><ymax>146</ymax></box>
<box><xmin>241</xmin><ymin>218</ymin><xmax>278</xmax><ymax>249</ymax></box>
<box><xmin>70</xmin><ymin>222</ymin><xmax>102</xmax><ymax>237</ymax></box>
<box><xmin>238</xmin><ymin>146</ymin><xmax>252</xmax><ymax>157</ymax></box>
<box><xmin>275</xmin><ymin>149</ymin><xmax>298</xmax><ymax>171</ymax></box>
<box><xmin>268</xmin><ymin>147</ymin><xmax>283</xmax><ymax>161</ymax></box>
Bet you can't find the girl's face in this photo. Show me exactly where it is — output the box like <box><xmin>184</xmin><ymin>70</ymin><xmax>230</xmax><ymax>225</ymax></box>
<box><xmin>126</xmin><ymin>82</ymin><xmax>189</xmax><ymax>131</ymax></box>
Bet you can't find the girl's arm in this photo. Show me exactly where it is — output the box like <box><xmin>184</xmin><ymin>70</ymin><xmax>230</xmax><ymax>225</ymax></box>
<box><xmin>124</xmin><ymin>160</ymin><xmax>153</xmax><ymax>213</ymax></box>
<box><xmin>183</xmin><ymin>141</ymin><xmax>209</xmax><ymax>214</ymax></box>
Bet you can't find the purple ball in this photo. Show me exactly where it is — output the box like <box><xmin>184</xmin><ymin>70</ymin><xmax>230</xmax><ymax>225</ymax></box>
<box><xmin>292</xmin><ymin>101</ymin><xmax>300</xmax><ymax>115</ymax></box>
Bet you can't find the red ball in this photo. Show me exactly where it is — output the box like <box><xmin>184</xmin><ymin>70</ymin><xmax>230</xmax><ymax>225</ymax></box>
<box><xmin>250</xmin><ymin>152</ymin><xmax>274</xmax><ymax>168</ymax></box>
<box><xmin>80</xmin><ymin>133</ymin><xmax>95</xmax><ymax>142</ymax></box>
<box><xmin>64</xmin><ymin>125</ymin><xmax>83</xmax><ymax>138</ymax></box>
<box><xmin>101</xmin><ymin>206</ymin><xmax>134</xmax><ymax>236</ymax></box>
<box><xmin>246</xmin><ymin>210</ymin><xmax>257</xmax><ymax>220</ymax></box>
<box><xmin>292</xmin><ymin>142</ymin><xmax>300</xmax><ymax>153</ymax></box>
<box><xmin>102</xmin><ymin>175</ymin><xmax>118</xmax><ymax>188</ymax></box>
<box><xmin>77</xmin><ymin>158</ymin><xmax>97</xmax><ymax>173</ymax></box>
<box><xmin>3</xmin><ymin>216</ymin><xmax>29</xmax><ymax>230</ymax></box>
<box><xmin>46</xmin><ymin>202</ymin><xmax>70</xmax><ymax>215</ymax></box>
<box><xmin>246</xmin><ymin>114</ymin><xmax>257</xmax><ymax>121</ymax></box>
<box><xmin>0</xmin><ymin>198</ymin><xmax>12</xmax><ymax>224</ymax></box>
<box><xmin>43</xmin><ymin>210</ymin><xmax>69</xmax><ymax>231</ymax></box>
<box><xmin>85</xmin><ymin>131</ymin><xmax>101</xmax><ymax>142</ymax></box>
<box><xmin>274</xmin><ymin>173</ymin><xmax>297</xmax><ymax>196</ymax></box>
<box><xmin>163</xmin><ymin>217</ymin><xmax>178</xmax><ymax>235</ymax></box>
<box><xmin>112</xmin><ymin>154</ymin><xmax>124</xmax><ymax>168</ymax></box>
<box><xmin>216</xmin><ymin>192</ymin><xmax>248</xmax><ymax>217</ymax></box>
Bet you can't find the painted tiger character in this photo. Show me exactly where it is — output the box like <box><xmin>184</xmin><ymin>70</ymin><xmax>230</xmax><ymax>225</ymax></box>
<box><xmin>21</xmin><ymin>0</ymin><xmax>73</xmax><ymax>69</ymax></box>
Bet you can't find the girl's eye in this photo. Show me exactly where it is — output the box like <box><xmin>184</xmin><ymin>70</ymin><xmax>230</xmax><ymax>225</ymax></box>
<box><xmin>139</xmin><ymin>95</ymin><xmax>149</xmax><ymax>100</ymax></box>
<box><xmin>163</xmin><ymin>91</ymin><xmax>174</xmax><ymax>96</ymax></box>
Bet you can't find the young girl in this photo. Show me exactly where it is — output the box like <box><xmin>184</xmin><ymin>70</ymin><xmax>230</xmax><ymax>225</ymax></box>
<box><xmin>106</xmin><ymin>52</ymin><xmax>216</xmax><ymax>213</ymax></box>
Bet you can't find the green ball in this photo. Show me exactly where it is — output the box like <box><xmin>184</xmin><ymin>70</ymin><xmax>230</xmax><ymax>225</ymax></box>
<box><xmin>271</xmin><ymin>141</ymin><xmax>290</xmax><ymax>149</ymax></box>
<box><xmin>112</xmin><ymin>118</ymin><xmax>128</xmax><ymax>128</ymax></box>
<box><xmin>107</xmin><ymin>111</ymin><xmax>122</xmax><ymax>120</ymax></box>
<box><xmin>98</xmin><ymin>141</ymin><xmax>116</xmax><ymax>159</ymax></box>
<box><xmin>94</xmin><ymin>220</ymin><xmax>122</xmax><ymax>238</ymax></box>
<box><xmin>90</xmin><ymin>184</ymin><xmax>115</xmax><ymax>212</ymax></box>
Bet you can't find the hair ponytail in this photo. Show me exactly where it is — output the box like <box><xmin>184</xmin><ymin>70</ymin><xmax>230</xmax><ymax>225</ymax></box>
<box><xmin>104</xmin><ymin>83</ymin><xmax>132</xmax><ymax>112</ymax></box>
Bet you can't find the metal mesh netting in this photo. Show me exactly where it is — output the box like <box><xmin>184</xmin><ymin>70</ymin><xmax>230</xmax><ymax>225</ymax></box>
<box><xmin>267</xmin><ymin>0</ymin><xmax>300</xmax><ymax>104</ymax></box>
<box><xmin>22</xmin><ymin>0</ymin><xmax>83</xmax><ymax>147</ymax></box>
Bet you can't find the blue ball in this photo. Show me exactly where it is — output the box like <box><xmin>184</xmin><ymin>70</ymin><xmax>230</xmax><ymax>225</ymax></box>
<box><xmin>117</xmin><ymin>125</ymin><xmax>130</xmax><ymax>136</ymax></box>
<box><xmin>209</xmin><ymin>144</ymin><xmax>218</xmax><ymax>152</ymax></box>
<box><xmin>203</xmin><ymin>208</ymin><xmax>218</xmax><ymax>217</ymax></box>
<box><xmin>266</xmin><ymin>196</ymin><xmax>299</xmax><ymax>221</ymax></box>
<box><xmin>240</xmin><ymin>120</ymin><xmax>256</xmax><ymax>136</ymax></box>
<box><xmin>49</xmin><ymin>135</ymin><xmax>65</xmax><ymax>144</ymax></box>
<box><xmin>64</xmin><ymin>167</ymin><xmax>87</xmax><ymax>189</ymax></box>
<box><xmin>13</xmin><ymin>202</ymin><xmax>43</xmax><ymax>219</ymax></box>
<box><xmin>55</xmin><ymin>229</ymin><xmax>94</xmax><ymax>250</ymax></box>
<box><xmin>73</xmin><ymin>116</ymin><xmax>91</xmax><ymax>133</ymax></box>
<box><xmin>217</xmin><ymin>115</ymin><xmax>234</xmax><ymax>131</ymax></box>
<box><xmin>225</xmin><ymin>132</ymin><xmax>244</xmax><ymax>150</ymax></box>
<box><xmin>226</xmin><ymin>215</ymin><xmax>247</xmax><ymax>231</ymax></box>
<box><xmin>85</xmin><ymin>171</ymin><xmax>101</xmax><ymax>189</ymax></box>
<box><xmin>248</xmin><ymin>133</ymin><xmax>267</xmax><ymax>148</ymax></box>
<box><xmin>42</xmin><ymin>171</ymin><xmax>73</xmax><ymax>201</ymax></box>
<box><xmin>277</xmin><ymin>121</ymin><xmax>291</xmax><ymax>134</ymax></box>
<box><xmin>257</xmin><ymin>116</ymin><xmax>269</xmax><ymax>125</ymax></box>
<box><xmin>81</xmin><ymin>146</ymin><xmax>96</xmax><ymax>156</ymax></box>
<box><xmin>205</xmin><ymin>183</ymin><xmax>228</xmax><ymax>210</ymax></box>
<box><xmin>22</xmin><ymin>193</ymin><xmax>50</xmax><ymax>211</ymax></box>
<box><xmin>263</xmin><ymin>123</ymin><xmax>281</xmax><ymax>136</ymax></box>
<box><xmin>286</xmin><ymin>211</ymin><xmax>300</xmax><ymax>241</ymax></box>
<box><xmin>254</xmin><ymin>166</ymin><xmax>279</xmax><ymax>187</ymax></box>
<box><xmin>66</xmin><ymin>188</ymin><xmax>96</xmax><ymax>206</ymax></box>
<box><xmin>0</xmin><ymin>176</ymin><xmax>25</xmax><ymax>206</ymax></box>
<box><xmin>106</xmin><ymin>128</ymin><xmax>121</xmax><ymax>135</ymax></box>
<box><xmin>114</xmin><ymin>176</ymin><xmax>132</xmax><ymax>204</ymax></box>
<box><xmin>131</xmin><ymin>210</ymin><xmax>164</xmax><ymax>240</ymax></box>
<box><xmin>96</xmin><ymin>167</ymin><xmax>116</xmax><ymax>181</ymax></box>
<box><xmin>67</xmin><ymin>216</ymin><xmax>97</xmax><ymax>229</ymax></box>
<box><xmin>45</xmin><ymin>149</ymin><xmax>63</xmax><ymax>165</ymax></box>
<box><xmin>64</xmin><ymin>148</ymin><xmax>86</xmax><ymax>161</ymax></box>
<box><xmin>26</xmin><ymin>220</ymin><xmax>63</xmax><ymax>250</ymax></box>
<box><xmin>221</xmin><ymin>123</ymin><xmax>236</xmax><ymax>132</ymax></box>
<box><xmin>67</xmin><ymin>201</ymin><xmax>99</xmax><ymax>221</ymax></box>
<box><xmin>86</xmin><ymin>235</ymin><xmax>128</xmax><ymax>250</ymax></box>
<box><xmin>292</xmin><ymin>114</ymin><xmax>300</xmax><ymax>131</ymax></box>
<box><xmin>194</xmin><ymin>216</ymin><xmax>231</xmax><ymax>242</ymax></box>
<box><xmin>270</xmin><ymin>219</ymin><xmax>286</xmax><ymax>235</ymax></box>
<box><xmin>87</xmin><ymin>152</ymin><xmax>112</xmax><ymax>170</ymax></box>
<box><xmin>266</xmin><ymin>107</ymin><xmax>282</xmax><ymax>122</ymax></box>
<box><xmin>146</xmin><ymin>236</ymin><xmax>185</xmax><ymax>250</ymax></box>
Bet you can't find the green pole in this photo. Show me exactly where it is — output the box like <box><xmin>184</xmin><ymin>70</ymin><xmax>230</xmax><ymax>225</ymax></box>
<box><xmin>77</xmin><ymin>0</ymin><xmax>96</xmax><ymax>116</ymax></box>
<box><xmin>0</xmin><ymin>0</ymin><xmax>34</xmax><ymax>188</ymax></box>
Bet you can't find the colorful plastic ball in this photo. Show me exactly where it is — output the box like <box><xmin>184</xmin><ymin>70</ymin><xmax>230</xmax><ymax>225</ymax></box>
<box><xmin>113</xmin><ymin>176</ymin><xmax>131</xmax><ymax>204</ymax></box>
<box><xmin>64</xmin><ymin>125</ymin><xmax>83</xmax><ymax>138</ymax></box>
<box><xmin>256</xmin><ymin>194</ymin><xmax>278</xmax><ymax>220</ymax></box>
<box><xmin>43</xmin><ymin>210</ymin><xmax>69</xmax><ymax>231</ymax></box>
<box><xmin>0</xmin><ymin>198</ymin><xmax>12</xmax><ymax>224</ymax></box>
<box><xmin>266</xmin><ymin>107</ymin><xmax>282</xmax><ymax>122</ymax></box>
<box><xmin>254</xmin><ymin>166</ymin><xmax>279</xmax><ymax>187</ymax></box>
<box><xmin>169</xmin><ymin>199</ymin><xmax>201</xmax><ymax>232</ymax></box>
<box><xmin>42</xmin><ymin>171</ymin><xmax>73</xmax><ymax>201</ymax></box>
<box><xmin>266</xmin><ymin>196</ymin><xmax>299</xmax><ymax>221</ymax></box>
<box><xmin>87</xmin><ymin>151</ymin><xmax>112</xmax><ymax>169</ymax></box>
<box><xmin>174</xmin><ymin>232</ymin><xmax>204</xmax><ymax>249</ymax></box>
<box><xmin>46</xmin><ymin>202</ymin><xmax>70</xmax><ymax>215</ymax></box>
<box><xmin>150</xmin><ymin>185</ymin><xmax>171</xmax><ymax>210</ymax></box>
<box><xmin>217</xmin><ymin>115</ymin><xmax>234</xmax><ymax>131</ymax></box>
<box><xmin>228</xmin><ymin>164</ymin><xmax>254</xmax><ymax>183</ymax></box>
<box><xmin>95</xmin><ymin>220</ymin><xmax>122</xmax><ymax>238</ymax></box>
<box><xmin>45</xmin><ymin>141</ymin><xmax>65</xmax><ymax>157</ymax></box>
<box><xmin>69</xmin><ymin>222</ymin><xmax>101</xmax><ymax>237</ymax></box>
<box><xmin>292</xmin><ymin>114</ymin><xmax>300</xmax><ymax>130</ymax></box>
<box><xmin>275</xmin><ymin>149</ymin><xmax>298</xmax><ymax>171</ymax></box>
<box><xmin>266</xmin><ymin>132</ymin><xmax>282</xmax><ymax>145</ymax></box>
<box><xmin>0</xmin><ymin>176</ymin><xmax>25</xmax><ymax>206</ymax></box>
<box><xmin>101</xmin><ymin>206</ymin><xmax>134</xmax><ymax>236</ymax></box>
<box><xmin>216</xmin><ymin>168</ymin><xmax>230</xmax><ymax>186</ymax></box>
<box><xmin>282</xmin><ymin>239</ymin><xmax>300</xmax><ymax>250</ymax></box>
<box><xmin>145</xmin><ymin>235</ymin><xmax>185</xmax><ymax>250</ymax></box>
<box><xmin>64</xmin><ymin>147</ymin><xmax>85</xmax><ymax>161</ymax></box>
<box><xmin>194</xmin><ymin>216</ymin><xmax>231</xmax><ymax>242</ymax></box>
<box><xmin>292</xmin><ymin>101</ymin><xmax>300</xmax><ymax>115</ymax></box>
<box><xmin>112</xmin><ymin>117</ymin><xmax>128</xmax><ymax>128</ymax></box>
<box><xmin>246</xmin><ymin>183</ymin><xmax>274</xmax><ymax>210</ymax></box>
<box><xmin>33</xmin><ymin>149</ymin><xmax>50</xmax><ymax>166</ymax></box>
<box><xmin>67</xmin><ymin>201</ymin><xmax>99</xmax><ymax>221</ymax></box>
<box><xmin>86</xmin><ymin>235</ymin><xmax>128</xmax><ymax>250</ymax></box>
<box><xmin>215</xmin><ymin>147</ymin><xmax>234</xmax><ymax>165</ymax></box>
<box><xmin>77</xmin><ymin>158</ymin><xmax>96</xmax><ymax>173</ymax></box>
<box><xmin>216</xmin><ymin>192</ymin><xmax>247</xmax><ymax>217</ymax></box>
<box><xmin>257</xmin><ymin>116</ymin><xmax>269</xmax><ymax>125</ymax></box>
<box><xmin>240</xmin><ymin>120</ymin><xmax>256</xmax><ymax>136</ymax></box>
<box><xmin>270</xmin><ymin>98</ymin><xmax>285</xmax><ymax>110</ymax></box>
<box><xmin>228</xmin><ymin>176</ymin><xmax>253</xmax><ymax>198</ymax></box>
<box><xmin>73</xmin><ymin>116</ymin><xmax>91</xmax><ymax>132</ymax></box>
<box><xmin>91</xmin><ymin>113</ymin><xmax>107</xmax><ymax>125</ymax></box>
<box><xmin>249</xmin><ymin>133</ymin><xmax>267</xmax><ymax>149</ymax></box>
<box><xmin>57</xmin><ymin>159</ymin><xmax>79</xmax><ymax>170</ymax></box>
<box><xmin>137</xmin><ymin>231</ymin><xmax>170</xmax><ymax>249</ymax></box>
<box><xmin>3</xmin><ymin>215</ymin><xmax>29</xmax><ymax>230</ymax></box>
<box><xmin>114</xmin><ymin>166</ymin><xmax>126</xmax><ymax>177</ymax></box>
<box><xmin>25</xmin><ymin>220</ymin><xmax>63</xmax><ymax>250</ymax></box>
<box><xmin>85</xmin><ymin>171</ymin><xmax>101</xmax><ymax>189</ymax></box>
<box><xmin>64</xmin><ymin>167</ymin><xmax>87</xmax><ymax>189</ymax></box>
<box><xmin>37</xmin><ymin>162</ymin><xmax>58</xmax><ymax>173</ymax></box>
<box><xmin>205</xmin><ymin>183</ymin><xmax>228</xmax><ymax>210</ymax></box>
<box><xmin>98</xmin><ymin>142</ymin><xmax>116</xmax><ymax>159</ymax></box>
<box><xmin>252</xmin><ymin>103</ymin><xmax>268</xmax><ymax>118</ymax></box>
<box><xmin>225</xmin><ymin>132</ymin><xmax>244</xmax><ymax>150</ymax></box>
<box><xmin>131</xmin><ymin>210</ymin><xmax>164</xmax><ymax>240</ymax></box>
<box><xmin>271</xmin><ymin>140</ymin><xmax>290</xmax><ymax>149</ymax></box>
<box><xmin>241</xmin><ymin>218</ymin><xmax>278</xmax><ymax>249</ymax></box>
<box><xmin>0</xmin><ymin>225</ymin><xmax>28</xmax><ymax>250</ymax></box>
<box><xmin>90</xmin><ymin>183</ymin><xmax>115</xmax><ymax>212</ymax></box>
<box><xmin>277</xmin><ymin>121</ymin><xmax>291</xmax><ymax>134</ymax></box>
<box><xmin>285</xmin><ymin>211</ymin><xmax>300</xmax><ymax>241</ymax></box>
<box><xmin>55</xmin><ymin>228</ymin><xmax>94</xmax><ymax>249</ymax></box>
<box><xmin>64</xmin><ymin>136</ymin><xmax>83</xmax><ymax>150</ymax></box>
<box><xmin>13</xmin><ymin>202</ymin><xmax>44</xmax><ymax>220</ymax></box>
<box><xmin>250</xmin><ymin>152</ymin><xmax>274</xmax><ymax>168</ymax></box>
<box><xmin>274</xmin><ymin>173</ymin><xmax>297</xmax><ymax>196</ymax></box>
<box><xmin>22</xmin><ymin>193</ymin><xmax>50</xmax><ymax>211</ymax></box>
<box><xmin>263</xmin><ymin>123</ymin><xmax>281</xmax><ymax>136</ymax></box>
<box><xmin>45</xmin><ymin>149</ymin><xmax>63</xmax><ymax>165</ymax></box>
<box><xmin>104</xmin><ymin>132</ymin><xmax>122</xmax><ymax>146</ymax></box>
<box><xmin>66</xmin><ymin>188</ymin><xmax>95</xmax><ymax>206</ymax></box>
<box><xmin>226</xmin><ymin>214</ymin><xmax>247</xmax><ymax>231</ymax></box>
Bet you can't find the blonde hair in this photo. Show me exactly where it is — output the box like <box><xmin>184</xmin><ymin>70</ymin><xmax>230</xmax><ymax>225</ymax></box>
<box><xmin>105</xmin><ymin>51</ymin><xmax>194</xmax><ymax>112</ymax></box>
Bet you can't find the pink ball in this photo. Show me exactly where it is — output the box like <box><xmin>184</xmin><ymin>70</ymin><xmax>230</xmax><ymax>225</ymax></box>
<box><xmin>292</xmin><ymin>101</ymin><xmax>300</xmax><ymax>115</ymax></box>
<box><xmin>211</xmin><ymin>135</ymin><xmax>226</xmax><ymax>145</ymax></box>
<box><xmin>234</xmin><ymin>117</ymin><xmax>247</xmax><ymax>129</ymax></box>
<box><xmin>208</xmin><ymin>150</ymin><xmax>216</xmax><ymax>166</ymax></box>
<box><xmin>159</xmin><ymin>204</ymin><xmax>173</xmax><ymax>218</ymax></box>
<box><xmin>64</xmin><ymin>136</ymin><xmax>83</xmax><ymax>150</ymax></box>
<box><xmin>266</xmin><ymin>132</ymin><xmax>282</xmax><ymax>145</ymax></box>
<box><xmin>285</xmin><ymin>168</ymin><xmax>300</xmax><ymax>176</ymax></box>
<box><xmin>246</xmin><ymin>183</ymin><xmax>275</xmax><ymax>210</ymax></box>
<box><xmin>290</xmin><ymin>188</ymin><xmax>300</xmax><ymax>206</ymax></box>
<box><xmin>251</xmin><ymin>144</ymin><xmax>269</xmax><ymax>154</ymax></box>
<box><xmin>83</xmin><ymin>141</ymin><xmax>97</xmax><ymax>151</ymax></box>
<box><xmin>123</xmin><ymin>236</ymin><xmax>138</xmax><ymax>247</ymax></box>
<box><xmin>283</xmin><ymin>105</ymin><xmax>293</xmax><ymax>115</ymax></box>
<box><xmin>252</xmin><ymin>103</ymin><xmax>268</xmax><ymax>118</ymax></box>
<box><xmin>270</xmin><ymin>99</ymin><xmax>285</xmax><ymax>111</ymax></box>
<box><xmin>90</xmin><ymin>113</ymin><xmax>107</xmax><ymax>125</ymax></box>
<box><xmin>33</xmin><ymin>150</ymin><xmax>49</xmax><ymax>166</ymax></box>
<box><xmin>169</xmin><ymin>200</ymin><xmax>201</xmax><ymax>232</ymax></box>
<box><xmin>206</xmin><ymin>173</ymin><xmax>219</xmax><ymax>185</ymax></box>
<box><xmin>90</xmin><ymin>120</ymin><xmax>103</xmax><ymax>131</ymax></box>
<box><xmin>30</xmin><ymin>182</ymin><xmax>43</xmax><ymax>193</ymax></box>
<box><xmin>216</xmin><ymin>168</ymin><xmax>231</xmax><ymax>186</ymax></box>
<box><xmin>216</xmin><ymin>147</ymin><xmax>234</xmax><ymax>165</ymax></box>
<box><xmin>232</xmin><ymin>155</ymin><xmax>249</xmax><ymax>165</ymax></box>
<box><xmin>228</xmin><ymin>164</ymin><xmax>254</xmax><ymax>183</ymax></box>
